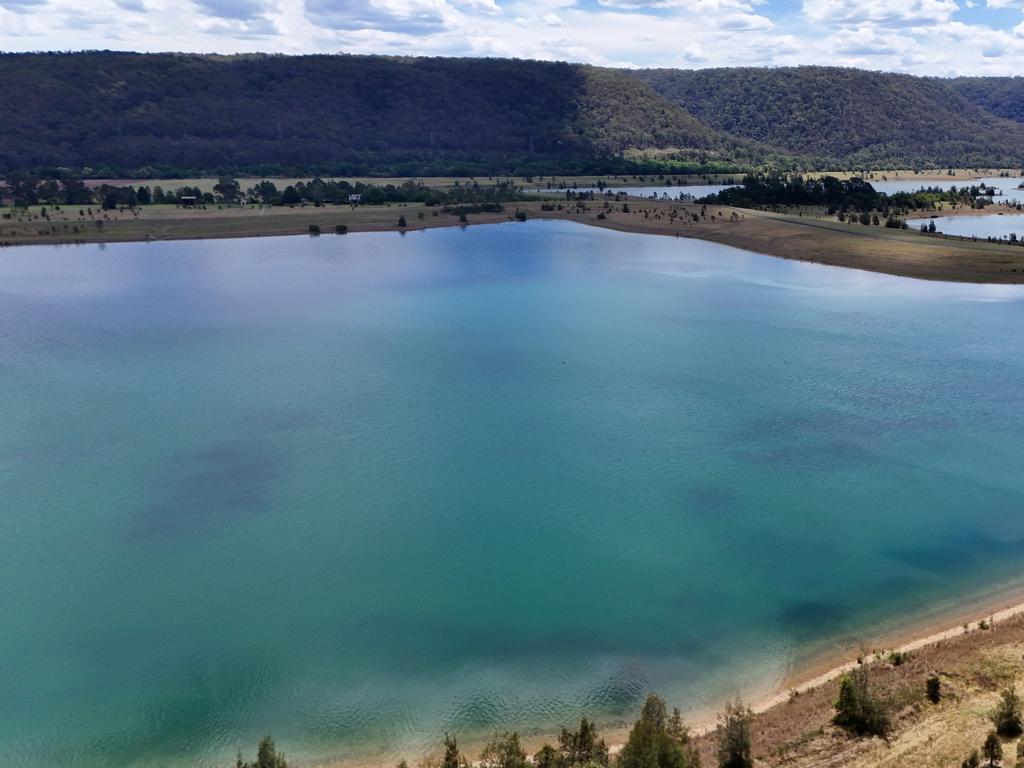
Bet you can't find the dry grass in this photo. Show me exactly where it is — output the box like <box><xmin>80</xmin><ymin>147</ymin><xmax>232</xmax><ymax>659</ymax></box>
<box><xmin>688</xmin><ymin>614</ymin><xmax>1024</xmax><ymax>767</ymax></box>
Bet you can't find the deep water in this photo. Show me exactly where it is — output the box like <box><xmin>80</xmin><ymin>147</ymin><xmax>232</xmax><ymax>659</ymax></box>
<box><xmin>4</xmin><ymin>221</ymin><xmax>1024</xmax><ymax>766</ymax></box>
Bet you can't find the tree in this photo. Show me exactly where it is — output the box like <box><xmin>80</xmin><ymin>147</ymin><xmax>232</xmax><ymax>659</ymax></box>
<box><xmin>716</xmin><ymin>700</ymin><xmax>753</xmax><ymax>768</ymax></box>
<box><xmin>619</xmin><ymin>694</ymin><xmax>699</xmax><ymax>768</ymax></box>
<box><xmin>398</xmin><ymin>215</ymin><xmax>407</xmax><ymax>227</ymax></box>
<box><xmin>832</xmin><ymin>667</ymin><xmax>889</xmax><ymax>738</ymax></box>
<box><xmin>926</xmin><ymin>676</ymin><xmax>941</xmax><ymax>704</ymax></box>
<box><xmin>991</xmin><ymin>688</ymin><xmax>1023</xmax><ymax>738</ymax></box>
<box><xmin>558</xmin><ymin>717</ymin><xmax>609</xmax><ymax>766</ymax></box>
<box><xmin>236</xmin><ymin>736</ymin><xmax>287</xmax><ymax>768</ymax></box>
<box><xmin>442</xmin><ymin>733</ymin><xmax>466</xmax><ymax>768</ymax></box>
<box><xmin>480</xmin><ymin>732</ymin><xmax>528</xmax><ymax>768</ymax></box>
<box><xmin>214</xmin><ymin>175</ymin><xmax>241</xmax><ymax>203</ymax></box>
<box><xmin>982</xmin><ymin>732</ymin><xmax>1002</xmax><ymax>767</ymax></box>
<box><xmin>281</xmin><ymin>186</ymin><xmax>301</xmax><ymax>205</ymax></box>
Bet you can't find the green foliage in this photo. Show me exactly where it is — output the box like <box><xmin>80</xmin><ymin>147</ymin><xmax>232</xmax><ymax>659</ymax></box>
<box><xmin>308</xmin><ymin>224</ymin><xmax>320</xmax><ymax>235</ymax></box>
<box><xmin>235</xmin><ymin>736</ymin><xmax>287</xmax><ymax>768</ymax></box>
<box><xmin>962</xmin><ymin>750</ymin><xmax>980</xmax><ymax>768</ymax></box>
<box><xmin>442</xmin><ymin>734</ymin><xmax>467</xmax><ymax>768</ymax></box>
<box><xmin>398</xmin><ymin>215</ymin><xmax>407</xmax><ymax>228</ymax></box>
<box><xmin>335</xmin><ymin>224</ymin><xmax>348</xmax><ymax>234</ymax></box>
<box><xmin>991</xmin><ymin>688</ymin><xmax>1023</xmax><ymax>738</ymax></box>
<box><xmin>480</xmin><ymin>732</ymin><xmax>528</xmax><ymax>768</ymax></box>
<box><xmin>619</xmin><ymin>694</ymin><xmax>700</xmax><ymax>768</ymax></box>
<box><xmin>982</xmin><ymin>732</ymin><xmax>1003</xmax><ymax>767</ymax></box>
<box><xmin>0</xmin><ymin>52</ymin><xmax>765</xmax><ymax>177</ymax></box>
<box><xmin>832</xmin><ymin>667</ymin><xmax>890</xmax><ymax>738</ymax></box>
<box><xmin>926</xmin><ymin>676</ymin><xmax>941</xmax><ymax>704</ymax></box>
<box><xmin>949</xmin><ymin>77</ymin><xmax>1024</xmax><ymax>124</ymax></box>
<box><xmin>716</xmin><ymin>700</ymin><xmax>753</xmax><ymax>768</ymax></box>
<box><xmin>635</xmin><ymin>66</ymin><xmax>1024</xmax><ymax>168</ymax></box>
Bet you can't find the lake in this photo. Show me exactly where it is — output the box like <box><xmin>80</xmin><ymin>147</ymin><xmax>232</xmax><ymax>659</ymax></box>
<box><xmin>923</xmin><ymin>213</ymin><xmax>1024</xmax><ymax>240</ymax></box>
<box><xmin>5</xmin><ymin>221</ymin><xmax>1024</xmax><ymax>767</ymax></box>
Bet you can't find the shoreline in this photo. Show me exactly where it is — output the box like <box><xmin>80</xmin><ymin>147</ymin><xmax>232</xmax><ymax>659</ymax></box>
<box><xmin>4</xmin><ymin>199</ymin><xmax>1024</xmax><ymax>284</ymax></box>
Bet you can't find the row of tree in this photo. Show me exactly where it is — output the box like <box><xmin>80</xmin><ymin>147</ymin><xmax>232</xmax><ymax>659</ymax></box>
<box><xmin>0</xmin><ymin>174</ymin><xmax>531</xmax><ymax>210</ymax></box>
<box><xmin>700</xmin><ymin>174</ymin><xmax>1001</xmax><ymax>215</ymax></box>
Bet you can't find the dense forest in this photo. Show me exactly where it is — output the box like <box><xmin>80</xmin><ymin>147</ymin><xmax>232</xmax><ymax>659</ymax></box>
<box><xmin>0</xmin><ymin>52</ymin><xmax>770</xmax><ymax>178</ymax></box>
<box><xmin>633</xmin><ymin>67</ymin><xmax>1024</xmax><ymax>169</ymax></box>
<box><xmin>4</xmin><ymin>53</ymin><xmax>1024</xmax><ymax>178</ymax></box>
<box><xmin>948</xmin><ymin>76</ymin><xmax>1024</xmax><ymax>124</ymax></box>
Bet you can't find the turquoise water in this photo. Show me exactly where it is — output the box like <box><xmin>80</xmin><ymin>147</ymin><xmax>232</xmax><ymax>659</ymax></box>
<box><xmin>5</xmin><ymin>221</ymin><xmax>1024</xmax><ymax>767</ymax></box>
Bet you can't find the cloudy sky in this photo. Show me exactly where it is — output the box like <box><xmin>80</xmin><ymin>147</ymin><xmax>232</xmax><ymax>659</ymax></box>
<box><xmin>2</xmin><ymin>0</ymin><xmax>1023</xmax><ymax>75</ymax></box>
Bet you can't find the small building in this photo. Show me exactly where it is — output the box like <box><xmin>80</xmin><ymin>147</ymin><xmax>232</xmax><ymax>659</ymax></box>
<box><xmin>348</xmin><ymin>193</ymin><xmax>362</xmax><ymax>204</ymax></box>
<box><xmin>180</xmin><ymin>196</ymin><xmax>198</xmax><ymax>207</ymax></box>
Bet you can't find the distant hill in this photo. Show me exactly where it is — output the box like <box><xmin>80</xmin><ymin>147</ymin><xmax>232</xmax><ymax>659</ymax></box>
<box><xmin>634</xmin><ymin>66</ymin><xmax>1024</xmax><ymax>169</ymax></box>
<box><xmin>0</xmin><ymin>52</ymin><xmax>766</xmax><ymax>177</ymax></box>
<box><xmin>948</xmin><ymin>76</ymin><xmax>1024</xmax><ymax>125</ymax></box>
<box><xmin>3</xmin><ymin>54</ymin><xmax>1024</xmax><ymax>177</ymax></box>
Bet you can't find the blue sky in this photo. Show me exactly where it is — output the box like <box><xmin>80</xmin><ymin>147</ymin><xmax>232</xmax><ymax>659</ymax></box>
<box><xmin>1</xmin><ymin>0</ymin><xmax>1023</xmax><ymax>74</ymax></box>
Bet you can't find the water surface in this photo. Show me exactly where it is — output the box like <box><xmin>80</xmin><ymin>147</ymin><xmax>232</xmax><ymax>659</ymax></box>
<box><xmin>4</xmin><ymin>221</ymin><xmax>1024</xmax><ymax>767</ymax></box>
<box><xmin>925</xmin><ymin>213</ymin><xmax>1024</xmax><ymax>240</ymax></box>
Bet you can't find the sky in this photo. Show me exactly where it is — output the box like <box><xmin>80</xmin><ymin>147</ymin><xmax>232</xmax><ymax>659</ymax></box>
<box><xmin>1</xmin><ymin>0</ymin><xmax>1024</xmax><ymax>75</ymax></box>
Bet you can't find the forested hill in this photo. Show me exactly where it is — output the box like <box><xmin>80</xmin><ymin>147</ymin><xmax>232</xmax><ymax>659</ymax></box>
<box><xmin>0</xmin><ymin>52</ymin><xmax>771</xmax><ymax>177</ymax></box>
<box><xmin>633</xmin><ymin>66</ymin><xmax>1024</xmax><ymax>169</ymax></box>
<box><xmin>4</xmin><ymin>54</ymin><xmax>1024</xmax><ymax>177</ymax></box>
<box><xmin>948</xmin><ymin>76</ymin><xmax>1024</xmax><ymax>124</ymax></box>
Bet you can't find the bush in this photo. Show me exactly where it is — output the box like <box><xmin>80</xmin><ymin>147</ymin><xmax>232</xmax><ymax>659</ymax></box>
<box><xmin>619</xmin><ymin>694</ymin><xmax>700</xmax><ymax>768</ymax></box>
<box><xmin>398</xmin><ymin>215</ymin><xmax>407</xmax><ymax>227</ymax></box>
<box><xmin>514</xmin><ymin>210</ymin><xmax>527</xmax><ymax>221</ymax></box>
<box><xmin>335</xmin><ymin>224</ymin><xmax>347</xmax><ymax>234</ymax></box>
<box><xmin>991</xmin><ymin>688</ymin><xmax>1023</xmax><ymax>738</ymax></box>
<box><xmin>832</xmin><ymin>666</ymin><xmax>890</xmax><ymax>738</ymax></box>
<box><xmin>982</xmin><ymin>732</ymin><xmax>1002</xmax><ymax>766</ymax></box>
<box><xmin>480</xmin><ymin>732</ymin><xmax>528</xmax><ymax>768</ymax></box>
<box><xmin>308</xmin><ymin>224</ymin><xmax>320</xmax><ymax>235</ymax></box>
<box><xmin>961</xmin><ymin>750</ymin><xmax>979</xmax><ymax>768</ymax></box>
<box><xmin>717</xmin><ymin>700</ymin><xmax>753</xmax><ymax>768</ymax></box>
<box><xmin>926</xmin><ymin>676</ymin><xmax>941</xmax><ymax>704</ymax></box>
<box><xmin>236</xmin><ymin>736</ymin><xmax>287</xmax><ymax>768</ymax></box>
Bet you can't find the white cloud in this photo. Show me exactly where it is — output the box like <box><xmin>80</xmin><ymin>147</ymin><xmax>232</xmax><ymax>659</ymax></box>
<box><xmin>803</xmin><ymin>0</ymin><xmax>959</xmax><ymax>27</ymax></box>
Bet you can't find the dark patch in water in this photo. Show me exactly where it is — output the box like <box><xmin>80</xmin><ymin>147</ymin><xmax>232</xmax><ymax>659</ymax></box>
<box><xmin>127</xmin><ymin>439</ymin><xmax>281</xmax><ymax>539</ymax></box>
<box><xmin>778</xmin><ymin>599</ymin><xmax>851</xmax><ymax>637</ymax></box>
<box><xmin>685</xmin><ymin>483</ymin><xmax>736</xmax><ymax>517</ymax></box>
<box><xmin>885</xmin><ymin>529</ymin><xmax>1024</xmax><ymax>575</ymax></box>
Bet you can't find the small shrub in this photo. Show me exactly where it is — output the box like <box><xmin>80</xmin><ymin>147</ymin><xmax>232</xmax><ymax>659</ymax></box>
<box><xmin>833</xmin><ymin>666</ymin><xmax>890</xmax><ymax>737</ymax></box>
<box><xmin>961</xmin><ymin>749</ymin><xmax>979</xmax><ymax>768</ymax></box>
<box><xmin>991</xmin><ymin>688</ymin><xmax>1023</xmax><ymax>738</ymax></box>
<box><xmin>926</xmin><ymin>675</ymin><xmax>941</xmax><ymax>704</ymax></box>
<box><xmin>308</xmin><ymin>224</ymin><xmax>320</xmax><ymax>235</ymax></box>
<box><xmin>514</xmin><ymin>210</ymin><xmax>527</xmax><ymax>222</ymax></box>
<box><xmin>982</xmin><ymin>731</ymin><xmax>1002</xmax><ymax>766</ymax></box>
<box><xmin>335</xmin><ymin>224</ymin><xmax>347</xmax><ymax>234</ymax></box>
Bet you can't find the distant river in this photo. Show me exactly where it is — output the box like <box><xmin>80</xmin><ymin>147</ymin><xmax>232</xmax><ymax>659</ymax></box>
<box><xmin>923</xmin><ymin>213</ymin><xmax>1024</xmax><ymax>240</ymax></box>
<box><xmin>872</xmin><ymin>176</ymin><xmax>1024</xmax><ymax>202</ymax></box>
<box><xmin>5</xmin><ymin>222</ymin><xmax>1024</xmax><ymax>767</ymax></box>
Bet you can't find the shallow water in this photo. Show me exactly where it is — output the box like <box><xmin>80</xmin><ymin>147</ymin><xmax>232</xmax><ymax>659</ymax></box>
<box><xmin>924</xmin><ymin>213</ymin><xmax>1024</xmax><ymax>240</ymax></box>
<box><xmin>4</xmin><ymin>221</ymin><xmax>1024</xmax><ymax>767</ymax></box>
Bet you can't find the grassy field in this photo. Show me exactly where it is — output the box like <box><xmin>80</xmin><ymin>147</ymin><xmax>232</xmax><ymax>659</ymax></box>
<box><xmin>4</xmin><ymin>198</ymin><xmax>1024</xmax><ymax>283</ymax></box>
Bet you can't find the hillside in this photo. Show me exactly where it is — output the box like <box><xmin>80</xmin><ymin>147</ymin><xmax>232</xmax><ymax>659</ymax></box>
<box><xmin>634</xmin><ymin>66</ymin><xmax>1024</xmax><ymax>169</ymax></box>
<box><xmin>0</xmin><ymin>52</ymin><xmax>762</xmax><ymax>177</ymax></box>
<box><xmin>949</xmin><ymin>76</ymin><xmax>1024</xmax><ymax>124</ymax></box>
